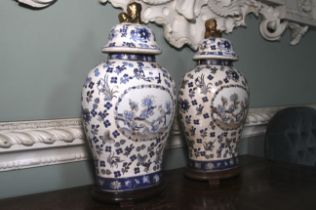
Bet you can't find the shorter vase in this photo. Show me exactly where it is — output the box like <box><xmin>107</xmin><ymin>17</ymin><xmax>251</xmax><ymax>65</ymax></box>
<box><xmin>178</xmin><ymin>20</ymin><xmax>249</xmax><ymax>183</ymax></box>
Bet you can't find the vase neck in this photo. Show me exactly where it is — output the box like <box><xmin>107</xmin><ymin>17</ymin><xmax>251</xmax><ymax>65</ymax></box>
<box><xmin>197</xmin><ymin>59</ymin><xmax>233</xmax><ymax>66</ymax></box>
<box><xmin>108</xmin><ymin>53</ymin><xmax>156</xmax><ymax>62</ymax></box>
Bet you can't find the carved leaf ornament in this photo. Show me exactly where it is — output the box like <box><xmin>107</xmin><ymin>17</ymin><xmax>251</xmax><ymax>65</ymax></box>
<box><xmin>17</xmin><ymin>0</ymin><xmax>56</xmax><ymax>8</ymax></box>
<box><xmin>16</xmin><ymin>0</ymin><xmax>314</xmax><ymax>48</ymax></box>
<box><xmin>100</xmin><ymin>0</ymin><xmax>312</xmax><ymax>48</ymax></box>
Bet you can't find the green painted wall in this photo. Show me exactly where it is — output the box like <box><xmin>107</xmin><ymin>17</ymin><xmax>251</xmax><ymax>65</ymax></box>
<box><xmin>0</xmin><ymin>0</ymin><xmax>194</xmax><ymax>122</ymax></box>
<box><xmin>228</xmin><ymin>16</ymin><xmax>316</xmax><ymax>108</ymax></box>
<box><xmin>1</xmin><ymin>1</ymin><xmax>316</xmax><ymax>122</ymax></box>
<box><xmin>0</xmin><ymin>0</ymin><xmax>315</xmax><ymax>200</ymax></box>
<box><xmin>0</xmin><ymin>160</ymin><xmax>94</xmax><ymax>199</ymax></box>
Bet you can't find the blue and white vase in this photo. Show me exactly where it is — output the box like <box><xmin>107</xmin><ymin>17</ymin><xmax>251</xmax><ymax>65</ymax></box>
<box><xmin>81</xmin><ymin>22</ymin><xmax>176</xmax><ymax>199</ymax></box>
<box><xmin>178</xmin><ymin>35</ymin><xmax>249</xmax><ymax>180</ymax></box>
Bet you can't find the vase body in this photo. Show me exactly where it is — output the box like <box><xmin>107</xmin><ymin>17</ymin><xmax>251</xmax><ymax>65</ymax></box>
<box><xmin>81</xmin><ymin>23</ymin><xmax>176</xmax><ymax>199</ymax></box>
<box><xmin>178</xmin><ymin>37</ymin><xmax>249</xmax><ymax>180</ymax></box>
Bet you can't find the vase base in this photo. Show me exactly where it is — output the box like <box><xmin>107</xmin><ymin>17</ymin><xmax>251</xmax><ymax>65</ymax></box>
<box><xmin>185</xmin><ymin>166</ymin><xmax>240</xmax><ymax>186</ymax></box>
<box><xmin>91</xmin><ymin>182</ymin><xmax>165</xmax><ymax>205</ymax></box>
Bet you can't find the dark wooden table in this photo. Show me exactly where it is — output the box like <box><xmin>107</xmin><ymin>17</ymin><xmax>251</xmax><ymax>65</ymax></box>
<box><xmin>1</xmin><ymin>155</ymin><xmax>316</xmax><ymax>210</ymax></box>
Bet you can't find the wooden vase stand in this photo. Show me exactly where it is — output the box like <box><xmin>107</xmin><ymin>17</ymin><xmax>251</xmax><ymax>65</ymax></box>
<box><xmin>184</xmin><ymin>166</ymin><xmax>240</xmax><ymax>186</ymax></box>
<box><xmin>91</xmin><ymin>181</ymin><xmax>165</xmax><ymax>207</ymax></box>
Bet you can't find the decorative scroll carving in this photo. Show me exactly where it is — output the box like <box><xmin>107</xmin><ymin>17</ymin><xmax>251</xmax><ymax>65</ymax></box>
<box><xmin>16</xmin><ymin>0</ymin><xmax>56</xmax><ymax>8</ymax></box>
<box><xmin>0</xmin><ymin>149</ymin><xmax>88</xmax><ymax>171</ymax></box>
<box><xmin>0</xmin><ymin>118</ymin><xmax>87</xmax><ymax>171</ymax></box>
<box><xmin>0</xmin><ymin>119</ymin><xmax>84</xmax><ymax>151</ymax></box>
<box><xmin>15</xmin><ymin>0</ymin><xmax>315</xmax><ymax>47</ymax></box>
<box><xmin>288</xmin><ymin>23</ymin><xmax>309</xmax><ymax>45</ymax></box>
<box><xmin>100</xmin><ymin>0</ymin><xmax>315</xmax><ymax>48</ymax></box>
<box><xmin>298</xmin><ymin>0</ymin><xmax>313</xmax><ymax>14</ymax></box>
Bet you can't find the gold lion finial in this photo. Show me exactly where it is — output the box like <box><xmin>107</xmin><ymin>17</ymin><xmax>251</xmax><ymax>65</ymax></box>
<box><xmin>118</xmin><ymin>2</ymin><xmax>142</xmax><ymax>24</ymax></box>
<box><xmin>118</xmin><ymin>12</ymin><xmax>129</xmax><ymax>23</ymax></box>
<box><xmin>205</xmin><ymin>19</ymin><xmax>222</xmax><ymax>38</ymax></box>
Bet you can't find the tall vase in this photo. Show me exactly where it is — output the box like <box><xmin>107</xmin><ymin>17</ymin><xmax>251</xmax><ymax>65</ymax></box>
<box><xmin>178</xmin><ymin>20</ymin><xmax>249</xmax><ymax>184</ymax></box>
<box><xmin>81</xmin><ymin>2</ymin><xmax>176</xmax><ymax>202</ymax></box>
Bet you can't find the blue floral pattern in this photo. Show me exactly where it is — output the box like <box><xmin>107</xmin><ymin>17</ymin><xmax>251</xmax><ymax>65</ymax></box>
<box><xmin>82</xmin><ymin>52</ymin><xmax>176</xmax><ymax>192</ymax></box>
<box><xmin>131</xmin><ymin>27</ymin><xmax>151</xmax><ymax>42</ymax></box>
<box><xmin>195</xmin><ymin>38</ymin><xmax>237</xmax><ymax>60</ymax></box>
<box><xmin>103</xmin><ymin>23</ymin><xmax>160</xmax><ymax>54</ymax></box>
<box><xmin>115</xmin><ymin>86</ymin><xmax>173</xmax><ymax>142</ymax></box>
<box><xmin>188</xmin><ymin>157</ymin><xmax>239</xmax><ymax>171</ymax></box>
<box><xmin>179</xmin><ymin>52</ymin><xmax>249</xmax><ymax>172</ymax></box>
<box><xmin>97</xmin><ymin>172</ymin><xmax>161</xmax><ymax>192</ymax></box>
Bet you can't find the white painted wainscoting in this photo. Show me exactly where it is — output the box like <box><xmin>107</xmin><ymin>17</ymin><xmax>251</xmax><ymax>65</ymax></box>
<box><xmin>1</xmin><ymin>104</ymin><xmax>315</xmax><ymax>171</ymax></box>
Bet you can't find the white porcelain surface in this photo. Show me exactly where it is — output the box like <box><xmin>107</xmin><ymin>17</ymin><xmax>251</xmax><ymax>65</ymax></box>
<box><xmin>178</xmin><ymin>37</ymin><xmax>249</xmax><ymax>171</ymax></box>
<box><xmin>82</xmin><ymin>23</ymin><xmax>176</xmax><ymax>192</ymax></box>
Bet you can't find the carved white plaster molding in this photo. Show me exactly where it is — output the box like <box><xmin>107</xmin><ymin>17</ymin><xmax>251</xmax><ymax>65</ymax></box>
<box><xmin>15</xmin><ymin>0</ymin><xmax>315</xmax><ymax>46</ymax></box>
<box><xmin>1</xmin><ymin>104</ymin><xmax>315</xmax><ymax>171</ymax></box>
<box><xmin>0</xmin><ymin>118</ymin><xmax>88</xmax><ymax>171</ymax></box>
<box><xmin>16</xmin><ymin>0</ymin><xmax>56</xmax><ymax>8</ymax></box>
<box><xmin>0</xmin><ymin>118</ymin><xmax>83</xmax><ymax>151</ymax></box>
<box><xmin>100</xmin><ymin>0</ymin><xmax>316</xmax><ymax>48</ymax></box>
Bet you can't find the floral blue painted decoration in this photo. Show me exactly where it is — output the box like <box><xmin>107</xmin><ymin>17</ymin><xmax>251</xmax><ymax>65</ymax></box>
<box><xmin>82</xmin><ymin>22</ymin><xmax>176</xmax><ymax>193</ymax></box>
<box><xmin>178</xmin><ymin>35</ymin><xmax>249</xmax><ymax>175</ymax></box>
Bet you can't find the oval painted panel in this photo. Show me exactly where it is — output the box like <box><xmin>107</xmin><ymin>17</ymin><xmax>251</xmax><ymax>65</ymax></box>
<box><xmin>211</xmin><ymin>84</ymin><xmax>249</xmax><ymax>131</ymax></box>
<box><xmin>115</xmin><ymin>85</ymin><xmax>173</xmax><ymax>141</ymax></box>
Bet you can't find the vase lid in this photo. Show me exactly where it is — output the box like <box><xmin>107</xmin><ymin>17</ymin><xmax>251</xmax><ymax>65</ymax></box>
<box><xmin>102</xmin><ymin>23</ymin><xmax>161</xmax><ymax>55</ymax></box>
<box><xmin>193</xmin><ymin>37</ymin><xmax>237</xmax><ymax>60</ymax></box>
<box><xmin>193</xmin><ymin>19</ymin><xmax>237</xmax><ymax>61</ymax></box>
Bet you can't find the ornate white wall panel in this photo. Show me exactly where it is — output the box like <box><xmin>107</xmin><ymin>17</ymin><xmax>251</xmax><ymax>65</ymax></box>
<box><xmin>0</xmin><ymin>119</ymin><xmax>87</xmax><ymax>171</ymax></box>
<box><xmin>1</xmin><ymin>105</ymin><xmax>316</xmax><ymax>171</ymax></box>
<box><xmin>15</xmin><ymin>0</ymin><xmax>316</xmax><ymax>48</ymax></box>
<box><xmin>16</xmin><ymin>0</ymin><xmax>56</xmax><ymax>8</ymax></box>
<box><xmin>99</xmin><ymin>0</ymin><xmax>316</xmax><ymax>48</ymax></box>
